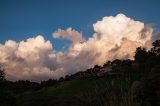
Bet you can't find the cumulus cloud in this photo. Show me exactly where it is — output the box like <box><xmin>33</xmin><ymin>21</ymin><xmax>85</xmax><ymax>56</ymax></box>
<box><xmin>53</xmin><ymin>27</ymin><xmax>85</xmax><ymax>44</ymax></box>
<box><xmin>66</xmin><ymin>13</ymin><xmax>153</xmax><ymax>65</ymax></box>
<box><xmin>0</xmin><ymin>13</ymin><xmax>155</xmax><ymax>82</ymax></box>
<box><xmin>0</xmin><ymin>36</ymin><xmax>57</xmax><ymax>82</ymax></box>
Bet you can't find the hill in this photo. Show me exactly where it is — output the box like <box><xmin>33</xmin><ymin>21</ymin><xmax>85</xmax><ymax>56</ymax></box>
<box><xmin>16</xmin><ymin>73</ymin><xmax>138</xmax><ymax>106</ymax></box>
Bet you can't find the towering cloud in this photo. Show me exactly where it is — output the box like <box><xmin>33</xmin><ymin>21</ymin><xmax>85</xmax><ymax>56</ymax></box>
<box><xmin>0</xmin><ymin>14</ymin><xmax>154</xmax><ymax>82</ymax></box>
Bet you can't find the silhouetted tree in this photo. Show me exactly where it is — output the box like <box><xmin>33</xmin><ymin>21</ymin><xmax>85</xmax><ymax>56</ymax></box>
<box><xmin>86</xmin><ymin>68</ymin><xmax>93</xmax><ymax>74</ymax></box>
<box><xmin>132</xmin><ymin>40</ymin><xmax>160</xmax><ymax>106</ymax></box>
<box><xmin>92</xmin><ymin>65</ymin><xmax>101</xmax><ymax>73</ymax></box>
<box><xmin>0</xmin><ymin>66</ymin><xmax>5</xmax><ymax>81</ymax></box>
<box><xmin>152</xmin><ymin>40</ymin><xmax>160</xmax><ymax>56</ymax></box>
<box><xmin>64</xmin><ymin>75</ymin><xmax>74</xmax><ymax>81</ymax></box>
<box><xmin>103</xmin><ymin>61</ymin><xmax>111</xmax><ymax>67</ymax></box>
<box><xmin>41</xmin><ymin>79</ymin><xmax>57</xmax><ymax>87</ymax></box>
<box><xmin>111</xmin><ymin>59</ymin><xmax>122</xmax><ymax>72</ymax></box>
<box><xmin>135</xmin><ymin>47</ymin><xmax>148</xmax><ymax>63</ymax></box>
<box><xmin>59</xmin><ymin>77</ymin><xmax>64</xmax><ymax>82</ymax></box>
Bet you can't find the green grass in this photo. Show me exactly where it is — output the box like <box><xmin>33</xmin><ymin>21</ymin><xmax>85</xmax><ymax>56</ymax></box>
<box><xmin>40</xmin><ymin>77</ymin><xmax>113</xmax><ymax>96</ymax></box>
<box><xmin>16</xmin><ymin>74</ymin><xmax>140</xmax><ymax>106</ymax></box>
<box><xmin>17</xmin><ymin>77</ymin><xmax>110</xmax><ymax>106</ymax></box>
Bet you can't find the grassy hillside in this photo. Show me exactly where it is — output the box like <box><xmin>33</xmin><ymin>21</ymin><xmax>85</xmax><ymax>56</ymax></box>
<box><xmin>44</xmin><ymin>77</ymin><xmax>114</xmax><ymax>96</ymax></box>
<box><xmin>16</xmin><ymin>74</ymin><xmax>137</xmax><ymax>106</ymax></box>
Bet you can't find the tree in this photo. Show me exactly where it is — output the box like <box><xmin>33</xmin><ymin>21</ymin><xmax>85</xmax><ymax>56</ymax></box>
<box><xmin>103</xmin><ymin>61</ymin><xmax>111</xmax><ymax>67</ymax></box>
<box><xmin>152</xmin><ymin>40</ymin><xmax>160</xmax><ymax>56</ymax></box>
<box><xmin>59</xmin><ymin>77</ymin><xmax>64</xmax><ymax>82</ymax></box>
<box><xmin>0</xmin><ymin>66</ymin><xmax>5</xmax><ymax>81</ymax></box>
<box><xmin>92</xmin><ymin>65</ymin><xmax>101</xmax><ymax>73</ymax></box>
<box><xmin>134</xmin><ymin>47</ymin><xmax>148</xmax><ymax>63</ymax></box>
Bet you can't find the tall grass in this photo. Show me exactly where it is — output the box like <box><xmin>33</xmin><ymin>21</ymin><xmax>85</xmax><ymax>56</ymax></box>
<box><xmin>75</xmin><ymin>74</ymin><xmax>141</xmax><ymax>106</ymax></box>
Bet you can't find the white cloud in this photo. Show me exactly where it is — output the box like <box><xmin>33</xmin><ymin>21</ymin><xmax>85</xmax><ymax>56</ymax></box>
<box><xmin>0</xmin><ymin>13</ymin><xmax>154</xmax><ymax>82</ymax></box>
<box><xmin>0</xmin><ymin>36</ymin><xmax>58</xmax><ymax>82</ymax></box>
<box><xmin>53</xmin><ymin>27</ymin><xmax>85</xmax><ymax>44</ymax></box>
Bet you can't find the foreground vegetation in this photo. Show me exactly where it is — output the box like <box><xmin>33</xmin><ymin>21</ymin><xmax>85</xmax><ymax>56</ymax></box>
<box><xmin>0</xmin><ymin>40</ymin><xmax>160</xmax><ymax>106</ymax></box>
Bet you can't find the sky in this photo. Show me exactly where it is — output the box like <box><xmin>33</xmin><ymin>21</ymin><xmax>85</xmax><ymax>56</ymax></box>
<box><xmin>0</xmin><ymin>0</ymin><xmax>160</xmax><ymax>51</ymax></box>
<box><xmin>0</xmin><ymin>0</ymin><xmax>160</xmax><ymax>82</ymax></box>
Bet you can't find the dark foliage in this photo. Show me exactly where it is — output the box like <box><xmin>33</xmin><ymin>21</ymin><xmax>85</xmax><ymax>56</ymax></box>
<box><xmin>0</xmin><ymin>66</ymin><xmax>5</xmax><ymax>81</ymax></box>
<box><xmin>41</xmin><ymin>79</ymin><xmax>58</xmax><ymax>87</ymax></box>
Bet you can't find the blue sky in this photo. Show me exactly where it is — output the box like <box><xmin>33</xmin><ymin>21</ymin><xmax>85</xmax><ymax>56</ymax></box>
<box><xmin>0</xmin><ymin>0</ymin><xmax>160</xmax><ymax>51</ymax></box>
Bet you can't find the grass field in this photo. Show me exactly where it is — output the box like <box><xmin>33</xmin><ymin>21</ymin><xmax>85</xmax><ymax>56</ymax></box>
<box><xmin>16</xmin><ymin>74</ymin><xmax>138</xmax><ymax>106</ymax></box>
